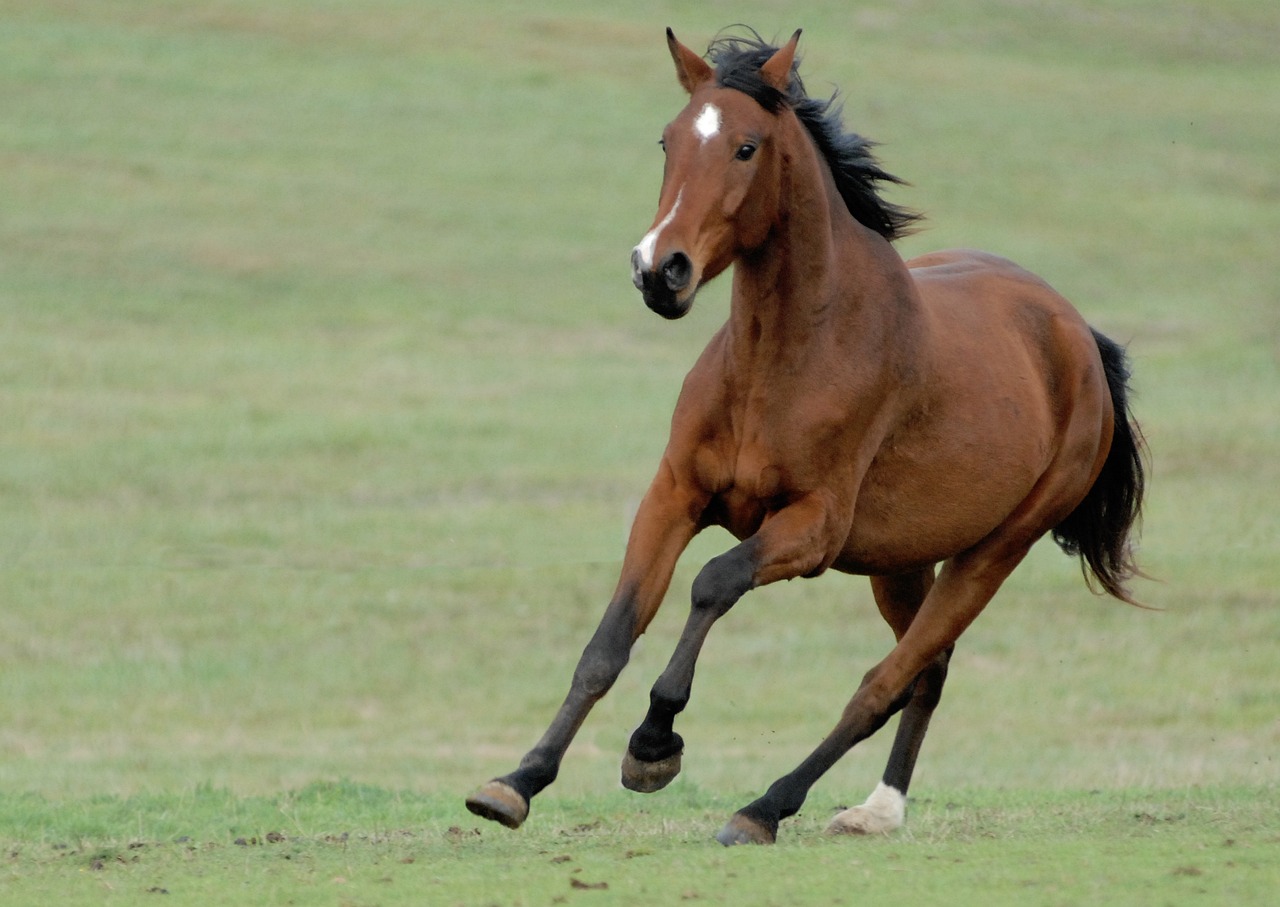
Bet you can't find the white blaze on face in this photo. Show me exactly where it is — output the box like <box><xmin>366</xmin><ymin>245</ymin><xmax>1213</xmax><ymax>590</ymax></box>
<box><xmin>694</xmin><ymin>103</ymin><xmax>721</xmax><ymax>143</ymax></box>
<box><xmin>633</xmin><ymin>187</ymin><xmax>683</xmax><ymax>271</ymax></box>
<box><xmin>632</xmin><ymin>104</ymin><xmax>720</xmax><ymax>276</ymax></box>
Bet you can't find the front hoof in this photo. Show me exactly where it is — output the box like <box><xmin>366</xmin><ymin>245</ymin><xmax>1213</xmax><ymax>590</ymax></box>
<box><xmin>620</xmin><ymin>750</ymin><xmax>682</xmax><ymax>793</ymax></box>
<box><xmin>715</xmin><ymin>813</ymin><xmax>777</xmax><ymax>846</ymax></box>
<box><xmin>465</xmin><ymin>780</ymin><xmax>529</xmax><ymax>829</ymax></box>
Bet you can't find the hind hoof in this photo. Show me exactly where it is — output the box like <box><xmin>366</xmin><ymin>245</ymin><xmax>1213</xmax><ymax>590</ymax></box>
<box><xmin>465</xmin><ymin>780</ymin><xmax>529</xmax><ymax>829</ymax></box>
<box><xmin>715</xmin><ymin>813</ymin><xmax>777</xmax><ymax>846</ymax></box>
<box><xmin>827</xmin><ymin>782</ymin><xmax>906</xmax><ymax>836</ymax></box>
<box><xmin>620</xmin><ymin>750</ymin><xmax>682</xmax><ymax>793</ymax></box>
<box><xmin>826</xmin><ymin>805</ymin><xmax>903</xmax><ymax>836</ymax></box>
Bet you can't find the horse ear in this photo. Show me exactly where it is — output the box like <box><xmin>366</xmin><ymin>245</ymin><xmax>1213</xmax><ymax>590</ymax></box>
<box><xmin>760</xmin><ymin>29</ymin><xmax>802</xmax><ymax>93</ymax></box>
<box><xmin>667</xmin><ymin>28</ymin><xmax>713</xmax><ymax>94</ymax></box>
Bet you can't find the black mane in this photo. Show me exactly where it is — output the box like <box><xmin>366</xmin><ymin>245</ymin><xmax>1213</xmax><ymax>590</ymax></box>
<box><xmin>707</xmin><ymin>31</ymin><xmax>922</xmax><ymax>241</ymax></box>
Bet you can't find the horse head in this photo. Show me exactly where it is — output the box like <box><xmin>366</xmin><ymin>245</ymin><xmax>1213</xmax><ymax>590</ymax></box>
<box><xmin>630</xmin><ymin>29</ymin><xmax>801</xmax><ymax>319</ymax></box>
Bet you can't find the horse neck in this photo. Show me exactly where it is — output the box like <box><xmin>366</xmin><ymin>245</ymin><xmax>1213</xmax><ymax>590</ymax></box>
<box><xmin>727</xmin><ymin>117</ymin><xmax>909</xmax><ymax>372</ymax></box>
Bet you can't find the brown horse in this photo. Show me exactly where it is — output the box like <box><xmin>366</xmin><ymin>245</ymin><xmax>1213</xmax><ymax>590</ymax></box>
<box><xmin>466</xmin><ymin>28</ymin><xmax>1145</xmax><ymax>846</ymax></box>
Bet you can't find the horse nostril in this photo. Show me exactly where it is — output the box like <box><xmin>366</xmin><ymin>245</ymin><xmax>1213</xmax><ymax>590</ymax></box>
<box><xmin>660</xmin><ymin>252</ymin><xmax>693</xmax><ymax>293</ymax></box>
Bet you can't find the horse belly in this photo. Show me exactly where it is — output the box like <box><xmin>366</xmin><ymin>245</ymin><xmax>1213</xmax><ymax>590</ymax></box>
<box><xmin>838</xmin><ymin>428</ymin><xmax>1049</xmax><ymax>575</ymax></box>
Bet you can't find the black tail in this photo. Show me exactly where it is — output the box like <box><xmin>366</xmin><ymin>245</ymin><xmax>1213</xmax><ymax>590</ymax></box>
<box><xmin>1052</xmin><ymin>329</ymin><xmax>1148</xmax><ymax>604</ymax></box>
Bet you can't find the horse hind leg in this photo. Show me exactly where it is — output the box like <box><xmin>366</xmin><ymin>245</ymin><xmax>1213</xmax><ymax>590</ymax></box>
<box><xmin>829</xmin><ymin>570</ymin><xmax>950</xmax><ymax>836</ymax></box>
<box><xmin>828</xmin><ymin>647</ymin><xmax>951</xmax><ymax>835</ymax></box>
<box><xmin>717</xmin><ymin>549</ymin><xmax>1027</xmax><ymax>846</ymax></box>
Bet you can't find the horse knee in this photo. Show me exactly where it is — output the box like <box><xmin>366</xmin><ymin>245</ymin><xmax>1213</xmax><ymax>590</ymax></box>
<box><xmin>571</xmin><ymin>645</ymin><xmax>629</xmax><ymax>698</ymax></box>
<box><xmin>570</xmin><ymin>607</ymin><xmax>638</xmax><ymax>698</ymax></box>
<box><xmin>572</xmin><ymin>658</ymin><xmax>625</xmax><ymax>700</ymax></box>
<box><xmin>691</xmin><ymin>546</ymin><xmax>756</xmax><ymax>615</ymax></box>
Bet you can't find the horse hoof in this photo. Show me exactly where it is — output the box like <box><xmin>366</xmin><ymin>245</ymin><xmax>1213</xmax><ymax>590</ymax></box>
<box><xmin>620</xmin><ymin>750</ymin><xmax>682</xmax><ymax>793</ymax></box>
<box><xmin>715</xmin><ymin>813</ymin><xmax>776</xmax><ymax>846</ymax></box>
<box><xmin>465</xmin><ymin>780</ymin><xmax>529</xmax><ymax>829</ymax></box>
<box><xmin>826</xmin><ymin>805</ymin><xmax>903</xmax><ymax>836</ymax></box>
<box><xmin>827</xmin><ymin>783</ymin><xmax>906</xmax><ymax>836</ymax></box>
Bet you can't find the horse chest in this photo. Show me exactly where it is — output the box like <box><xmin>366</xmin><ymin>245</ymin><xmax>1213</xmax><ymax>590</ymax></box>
<box><xmin>695</xmin><ymin>440</ymin><xmax>793</xmax><ymax>538</ymax></box>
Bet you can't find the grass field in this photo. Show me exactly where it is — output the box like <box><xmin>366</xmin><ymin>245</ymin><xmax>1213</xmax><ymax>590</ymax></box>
<box><xmin>2</xmin><ymin>0</ymin><xmax>1278</xmax><ymax>903</ymax></box>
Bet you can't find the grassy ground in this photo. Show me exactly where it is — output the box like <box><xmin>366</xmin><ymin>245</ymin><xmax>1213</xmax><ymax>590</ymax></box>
<box><xmin>1</xmin><ymin>0</ymin><xmax>1278</xmax><ymax>903</ymax></box>
<box><xmin>2</xmin><ymin>785</ymin><xmax>1276</xmax><ymax>906</ymax></box>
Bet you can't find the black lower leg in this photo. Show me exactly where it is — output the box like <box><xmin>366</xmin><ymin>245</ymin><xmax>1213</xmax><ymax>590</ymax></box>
<box><xmin>881</xmin><ymin>648</ymin><xmax>951</xmax><ymax>793</ymax></box>
<box><xmin>729</xmin><ymin>675</ymin><xmax>916</xmax><ymax>840</ymax></box>
<box><xmin>628</xmin><ymin>690</ymin><xmax>686</xmax><ymax>763</ymax></box>
<box><xmin>491</xmin><ymin>596</ymin><xmax>640</xmax><ymax>803</ymax></box>
<box><xmin>626</xmin><ymin>544</ymin><xmax>756</xmax><ymax>765</ymax></box>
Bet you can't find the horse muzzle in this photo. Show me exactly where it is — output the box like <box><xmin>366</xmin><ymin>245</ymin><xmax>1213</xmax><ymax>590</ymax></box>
<box><xmin>631</xmin><ymin>249</ymin><xmax>696</xmax><ymax>319</ymax></box>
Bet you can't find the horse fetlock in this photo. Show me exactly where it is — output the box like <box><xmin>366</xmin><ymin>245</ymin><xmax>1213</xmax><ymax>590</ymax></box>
<box><xmin>628</xmin><ymin>719</ymin><xmax>684</xmax><ymax>759</ymax></box>
<box><xmin>623</xmin><ymin>720</ymin><xmax>684</xmax><ymax>792</ymax></box>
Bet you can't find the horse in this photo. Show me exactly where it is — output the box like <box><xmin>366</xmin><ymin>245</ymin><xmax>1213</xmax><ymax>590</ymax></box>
<box><xmin>466</xmin><ymin>28</ymin><xmax>1146</xmax><ymax>846</ymax></box>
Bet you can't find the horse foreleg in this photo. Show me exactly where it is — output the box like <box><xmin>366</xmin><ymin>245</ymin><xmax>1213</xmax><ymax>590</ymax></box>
<box><xmin>623</xmin><ymin>495</ymin><xmax>837</xmax><ymax>794</ymax></box>
<box><xmin>621</xmin><ymin>540</ymin><xmax>756</xmax><ymax>792</ymax></box>
<box><xmin>465</xmin><ymin>594</ymin><xmax>641</xmax><ymax>829</ymax></box>
<box><xmin>465</xmin><ymin>465</ymin><xmax>701</xmax><ymax>829</ymax></box>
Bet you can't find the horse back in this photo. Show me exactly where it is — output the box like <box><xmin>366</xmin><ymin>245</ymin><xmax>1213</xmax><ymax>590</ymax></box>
<box><xmin>905</xmin><ymin>249</ymin><xmax>1101</xmax><ymax>404</ymax></box>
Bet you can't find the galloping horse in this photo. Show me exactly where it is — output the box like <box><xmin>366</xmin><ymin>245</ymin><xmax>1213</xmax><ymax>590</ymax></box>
<box><xmin>467</xmin><ymin>29</ymin><xmax>1145</xmax><ymax>845</ymax></box>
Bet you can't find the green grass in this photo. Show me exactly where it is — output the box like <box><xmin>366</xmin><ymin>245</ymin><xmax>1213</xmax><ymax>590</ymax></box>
<box><xmin>2</xmin><ymin>784</ymin><xmax>1277</xmax><ymax>906</ymax></box>
<box><xmin>2</xmin><ymin>0</ymin><xmax>1278</xmax><ymax>903</ymax></box>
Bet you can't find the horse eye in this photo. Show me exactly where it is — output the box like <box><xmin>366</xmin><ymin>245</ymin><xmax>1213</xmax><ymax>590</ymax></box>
<box><xmin>735</xmin><ymin>143</ymin><xmax>758</xmax><ymax>161</ymax></box>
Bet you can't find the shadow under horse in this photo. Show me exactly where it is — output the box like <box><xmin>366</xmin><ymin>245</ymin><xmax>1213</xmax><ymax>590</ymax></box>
<box><xmin>467</xmin><ymin>28</ymin><xmax>1146</xmax><ymax>846</ymax></box>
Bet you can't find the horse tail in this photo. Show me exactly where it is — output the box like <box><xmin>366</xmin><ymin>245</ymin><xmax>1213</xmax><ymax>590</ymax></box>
<box><xmin>1051</xmin><ymin>328</ymin><xmax>1148</xmax><ymax>605</ymax></box>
